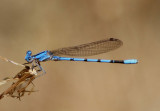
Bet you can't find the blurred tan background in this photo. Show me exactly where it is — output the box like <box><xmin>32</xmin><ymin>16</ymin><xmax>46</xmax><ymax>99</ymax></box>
<box><xmin>0</xmin><ymin>0</ymin><xmax>160</xmax><ymax>111</ymax></box>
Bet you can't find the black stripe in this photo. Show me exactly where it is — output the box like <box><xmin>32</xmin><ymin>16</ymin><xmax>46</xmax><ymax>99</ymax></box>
<box><xmin>70</xmin><ymin>58</ymin><xmax>74</xmax><ymax>61</ymax></box>
<box><xmin>114</xmin><ymin>60</ymin><xmax>124</xmax><ymax>63</ymax></box>
<box><xmin>97</xmin><ymin>59</ymin><xmax>101</xmax><ymax>62</ymax></box>
<box><xmin>84</xmin><ymin>58</ymin><xmax>87</xmax><ymax>61</ymax></box>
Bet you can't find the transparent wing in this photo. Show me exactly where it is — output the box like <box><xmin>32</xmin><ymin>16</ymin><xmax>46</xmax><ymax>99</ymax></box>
<box><xmin>50</xmin><ymin>38</ymin><xmax>123</xmax><ymax>56</ymax></box>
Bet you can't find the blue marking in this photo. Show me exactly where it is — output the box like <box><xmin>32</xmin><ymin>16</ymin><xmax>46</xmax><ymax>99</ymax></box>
<box><xmin>124</xmin><ymin>59</ymin><xmax>138</xmax><ymax>64</ymax></box>
<box><xmin>59</xmin><ymin>57</ymin><xmax>71</xmax><ymax>61</ymax></box>
<box><xmin>73</xmin><ymin>58</ymin><xmax>85</xmax><ymax>61</ymax></box>
<box><xmin>32</xmin><ymin>51</ymin><xmax>48</xmax><ymax>59</ymax></box>
<box><xmin>86</xmin><ymin>59</ymin><xmax>98</xmax><ymax>62</ymax></box>
<box><xmin>100</xmin><ymin>59</ymin><xmax>112</xmax><ymax>63</ymax></box>
<box><xmin>38</xmin><ymin>55</ymin><xmax>51</xmax><ymax>61</ymax></box>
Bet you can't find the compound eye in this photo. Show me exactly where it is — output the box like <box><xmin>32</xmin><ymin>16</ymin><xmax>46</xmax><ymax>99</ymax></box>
<box><xmin>26</xmin><ymin>50</ymin><xmax>32</xmax><ymax>55</ymax></box>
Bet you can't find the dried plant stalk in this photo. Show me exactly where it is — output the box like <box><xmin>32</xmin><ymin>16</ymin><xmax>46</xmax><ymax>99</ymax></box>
<box><xmin>0</xmin><ymin>67</ymin><xmax>37</xmax><ymax>100</ymax></box>
<box><xmin>0</xmin><ymin>56</ymin><xmax>40</xmax><ymax>100</ymax></box>
<box><xmin>0</xmin><ymin>56</ymin><xmax>25</xmax><ymax>67</ymax></box>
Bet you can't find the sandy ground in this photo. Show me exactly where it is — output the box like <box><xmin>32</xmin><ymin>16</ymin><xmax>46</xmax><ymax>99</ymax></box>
<box><xmin>0</xmin><ymin>0</ymin><xmax>160</xmax><ymax>111</ymax></box>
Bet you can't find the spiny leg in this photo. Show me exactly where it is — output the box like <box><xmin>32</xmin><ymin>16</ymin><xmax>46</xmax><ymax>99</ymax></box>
<box><xmin>35</xmin><ymin>62</ymin><xmax>46</xmax><ymax>78</ymax></box>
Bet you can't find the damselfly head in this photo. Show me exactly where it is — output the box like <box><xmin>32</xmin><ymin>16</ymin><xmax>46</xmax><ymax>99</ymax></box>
<box><xmin>25</xmin><ymin>50</ymin><xmax>33</xmax><ymax>63</ymax></box>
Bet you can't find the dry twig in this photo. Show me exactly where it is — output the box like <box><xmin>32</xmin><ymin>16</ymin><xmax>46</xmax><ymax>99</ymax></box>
<box><xmin>0</xmin><ymin>56</ymin><xmax>38</xmax><ymax>100</ymax></box>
